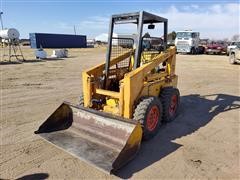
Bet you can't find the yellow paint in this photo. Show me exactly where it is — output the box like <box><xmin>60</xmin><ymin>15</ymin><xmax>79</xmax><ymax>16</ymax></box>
<box><xmin>96</xmin><ymin>88</ymin><xmax>120</xmax><ymax>99</ymax></box>
<box><xmin>119</xmin><ymin>83</ymin><xmax>124</xmax><ymax>116</ymax></box>
<box><xmin>126</xmin><ymin>123</ymin><xmax>142</xmax><ymax>147</ymax></box>
<box><xmin>106</xmin><ymin>98</ymin><xmax>118</xmax><ymax>107</ymax></box>
<box><xmin>82</xmin><ymin>46</ymin><xmax>177</xmax><ymax>119</ymax></box>
<box><xmin>103</xmin><ymin>98</ymin><xmax>119</xmax><ymax>114</ymax></box>
<box><xmin>82</xmin><ymin>72</ymin><xmax>91</xmax><ymax>107</ymax></box>
<box><xmin>167</xmin><ymin>63</ymin><xmax>171</xmax><ymax>75</ymax></box>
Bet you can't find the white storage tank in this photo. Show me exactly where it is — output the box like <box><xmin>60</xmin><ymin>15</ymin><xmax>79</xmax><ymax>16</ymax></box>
<box><xmin>35</xmin><ymin>49</ymin><xmax>47</xmax><ymax>59</ymax></box>
<box><xmin>0</xmin><ymin>28</ymin><xmax>20</xmax><ymax>40</ymax></box>
<box><xmin>51</xmin><ymin>49</ymin><xmax>68</xmax><ymax>58</ymax></box>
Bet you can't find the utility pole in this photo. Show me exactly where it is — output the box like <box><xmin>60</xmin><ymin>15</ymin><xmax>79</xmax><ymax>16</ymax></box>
<box><xmin>73</xmin><ymin>25</ymin><xmax>76</xmax><ymax>35</ymax></box>
<box><xmin>0</xmin><ymin>11</ymin><xmax>3</xmax><ymax>30</ymax></box>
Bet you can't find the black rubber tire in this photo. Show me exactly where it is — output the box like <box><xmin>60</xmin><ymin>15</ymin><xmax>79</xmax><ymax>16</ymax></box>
<box><xmin>78</xmin><ymin>95</ymin><xmax>84</xmax><ymax>106</ymax></box>
<box><xmin>133</xmin><ymin>97</ymin><xmax>163</xmax><ymax>140</ymax></box>
<box><xmin>191</xmin><ymin>48</ymin><xmax>196</xmax><ymax>55</ymax></box>
<box><xmin>160</xmin><ymin>87</ymin><xmax>180</xmax><ymax>122</ymax></box>
<box><xmin>195</xmin><ymin>48</ymin><xmax>199</xmax><ymax>55</ymax></box>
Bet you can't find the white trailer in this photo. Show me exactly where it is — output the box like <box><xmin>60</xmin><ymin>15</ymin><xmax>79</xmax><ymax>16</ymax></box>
<box><xmin>175</xmin><ymin>30</ymin><xmax>200</xmax><ymax>54</ymax></box>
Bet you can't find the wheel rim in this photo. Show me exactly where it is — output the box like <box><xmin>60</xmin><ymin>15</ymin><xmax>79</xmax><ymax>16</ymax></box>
<box><xmin>146</xmin><ymin>105</ymin><xmax>159</xmax><ymax>131</ymax></box>
<box><xmin>169</xmin><ymin>95</ymin><xmax>178</xmax><ymax>116</ymax></box>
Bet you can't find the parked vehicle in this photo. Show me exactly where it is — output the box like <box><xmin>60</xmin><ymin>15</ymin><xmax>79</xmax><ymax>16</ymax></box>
<box><xmin>227</xmin><ymin>41</ymin><xmax>240</xmax><ymax>55</ymax></box>
<box><xmin>205</xmin><ymin>41</ymin><xmax>227</xmax><ymax>55</ymax></box>
<box><xmin>198</xmin><ymin>39</ymin><xmax>209</xmax><ymax>54</ymax></box>
<box><xmin>229</xmin><ymin>42</ymin><xmax>240</xmax><ymax>64</ymax></box>
<box><xmin>175</xmin><ymin>30</ymin><xmax>200</xmax><ymax>54</ymax></box>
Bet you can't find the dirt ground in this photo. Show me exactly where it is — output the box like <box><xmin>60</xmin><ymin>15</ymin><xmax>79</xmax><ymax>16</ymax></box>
<box><xmin>0</xmin><ymin>47</ymin><xmax>239</xmax><ymax>179</ymax></box>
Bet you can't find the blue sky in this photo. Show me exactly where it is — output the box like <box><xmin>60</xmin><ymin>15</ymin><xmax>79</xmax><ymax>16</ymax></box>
<box><xmin>2</xmin><ymin>0</ymin><xmax>240</xmax><ymax>39</ymax></box>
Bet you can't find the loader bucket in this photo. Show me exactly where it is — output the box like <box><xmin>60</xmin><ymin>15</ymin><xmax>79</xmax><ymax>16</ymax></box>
<box><xmin>35</xmin><ymin>102</ymin><xmax>142</xmax><ymax>173</ymax></box>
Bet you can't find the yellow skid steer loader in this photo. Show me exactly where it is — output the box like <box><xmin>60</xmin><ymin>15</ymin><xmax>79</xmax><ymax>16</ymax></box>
<box><xmin>35</xmin><ymin>11</ymin><xmax>179</xmax><ymax>174</ymax></box>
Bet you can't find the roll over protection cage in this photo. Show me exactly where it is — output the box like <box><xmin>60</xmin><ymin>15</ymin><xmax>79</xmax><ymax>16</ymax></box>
<box><xmin>105</xmin><ymin>11</ymin><xmax>168</xmax><ymax>78</ymax></box>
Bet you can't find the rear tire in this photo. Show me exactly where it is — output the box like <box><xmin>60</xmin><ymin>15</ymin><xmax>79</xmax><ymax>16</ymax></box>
<box><xmin>133</xmin><ymin>97</ymin><xmax>162</xmax><ymax>140</ymax></box>
<box><xmin>160</xmin><ymin>87</ymin><xmax>180</xmax><ymax>122</ymax></box>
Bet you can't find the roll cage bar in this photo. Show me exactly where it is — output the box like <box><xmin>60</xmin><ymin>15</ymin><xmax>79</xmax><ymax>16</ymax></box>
<box><xmin>105</xmin><ymin>11</ymin><xmax>168</xmax><ymax>78</ymax></box>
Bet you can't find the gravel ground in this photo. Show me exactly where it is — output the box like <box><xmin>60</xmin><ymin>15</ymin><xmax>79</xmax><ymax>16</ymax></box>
<box><xmin>0</xmin><ymin>47</ymin><xmax>239</xmax><ymax>179</ymax></box>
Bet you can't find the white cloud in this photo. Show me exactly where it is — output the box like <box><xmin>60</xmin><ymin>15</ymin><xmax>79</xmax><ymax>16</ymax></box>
<box><xmin>183</xmin><ymin>4</ymin><xmax>199</xmax><ymax>11</ymax></box>
<box><xmin>225</xmin><ymin>3</ymin><xmax>240</xmax><ymax>14</ymax></box>
<box><xmin>79</xmin><ymin>16</ymin><xmax>109</xmax><ymax>30</ymax></box>
<box><xmin>34</xmin><ymin>3</ymin><xmax>239</xmax><ymax>40</ymax></box>
<box><xmin>210</xmin><ymin>4</ymin><xmax>222</xmax><ymax>14</ymax></box>
<box><xmin>57</xmin><ymin>22</ymin><xmax>74</xmax><ymax>30</ymax></box>
<box><xmin>191</xmin><ymin>5</ymin><xmax>199</xmax><ymax>9</ymax></box>
<box><xmin>152</xmin><ymin>3</ymin><xmax>240</xmax><ymax>39</ymax></box>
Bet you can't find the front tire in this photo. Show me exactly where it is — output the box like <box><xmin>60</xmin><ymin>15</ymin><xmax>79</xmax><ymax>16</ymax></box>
<box><xmin>78</xmin><ymin>95</ymin><xmax>84</xmax><ymax>106</ymax></box>
<box><xmin>229</xmin><ymin>53</ymin><xmax>236</xmax><ymax>64</ymax></box>
<box><xmin>191</xmin><ymin>47</ymin><xmax>196</xmax><ymax>55</ymax></box>
<box><xmin>133</xmin><ymin>97</ymin><xmax>162</xmax><ymax>140</ymax></box>
<box><xmin>160</xmin><ymin>87</ymin><xmax>180</xmax><ymax>122</ymax></box>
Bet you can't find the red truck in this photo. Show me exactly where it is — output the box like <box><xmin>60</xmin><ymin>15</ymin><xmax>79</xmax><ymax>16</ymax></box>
<box><xmin>205</xmin><ymin>41</ymin><xmax>227</xmax><ymax>55</ymax></box>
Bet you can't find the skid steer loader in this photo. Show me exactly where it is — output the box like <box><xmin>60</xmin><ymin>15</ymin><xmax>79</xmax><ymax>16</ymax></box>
<box><xmin>35</xmin><ymin>11</ymin><xmax>180</xmax><ymax>174</ymax></box>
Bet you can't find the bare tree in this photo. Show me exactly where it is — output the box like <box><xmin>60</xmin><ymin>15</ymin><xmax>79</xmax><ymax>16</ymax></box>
<box><xmin>231</xmin><ymin>34</ymin><xmax>240</xmax><ymax>41</ymax></box>
<box><xmin>167</xmin><ymin>31</ymin><xmax>176</xmax><ymax>41</ymax></box>
<box><xmin>223</xmin><ymin>38</ymin><xmax>228</xmax><ymax>42</ymax></box>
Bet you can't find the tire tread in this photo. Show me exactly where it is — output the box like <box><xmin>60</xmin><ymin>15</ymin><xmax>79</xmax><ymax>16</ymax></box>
<box><xmin>160</xmin><ymin>87</ymin><xmax>180</xmax><ymax>122</ymax></box>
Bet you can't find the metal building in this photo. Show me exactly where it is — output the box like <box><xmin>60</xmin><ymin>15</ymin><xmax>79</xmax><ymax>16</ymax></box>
<box><xmin>29</xmin><ymin>33</ymin><xmax>87</xmax><ymax>48</ymax></box>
